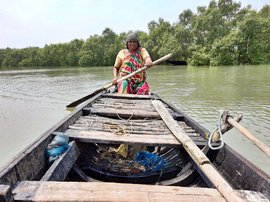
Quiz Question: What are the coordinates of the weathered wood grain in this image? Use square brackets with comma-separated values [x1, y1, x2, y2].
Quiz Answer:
[65, 129, 207, 147]
[101, 93, 154, 100]
[88, 107, 161, 119]
[12, 181, 268, 202]
[13, 181, 226, 202]
[152, 100, 245, 202]
[73, 119, 195, 131]
[0, 184, 12, 202]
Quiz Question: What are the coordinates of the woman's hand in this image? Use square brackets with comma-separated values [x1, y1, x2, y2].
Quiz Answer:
[145, 58, 153, 67]
[120, 72, 128, 77]
[112, 77, 118, 85]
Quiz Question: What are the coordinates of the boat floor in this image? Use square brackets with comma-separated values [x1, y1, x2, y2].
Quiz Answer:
[64, 93, 207, 147]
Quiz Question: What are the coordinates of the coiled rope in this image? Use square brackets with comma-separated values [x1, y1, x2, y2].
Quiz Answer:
[208, 111, 225, 150]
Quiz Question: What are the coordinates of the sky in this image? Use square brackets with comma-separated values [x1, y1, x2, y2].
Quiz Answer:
[0, 0, 269, 49]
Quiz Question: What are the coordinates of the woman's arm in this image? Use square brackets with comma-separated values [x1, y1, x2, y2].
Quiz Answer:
[141, 48, 153, 67]
[112, 67, 119, 84]
[144, 56, 153, 67]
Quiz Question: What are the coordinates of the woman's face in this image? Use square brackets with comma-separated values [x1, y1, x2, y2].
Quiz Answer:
[127, 40, 138, 51]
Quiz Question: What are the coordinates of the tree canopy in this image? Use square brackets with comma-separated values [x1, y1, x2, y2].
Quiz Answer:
[1, 0, 269, 68]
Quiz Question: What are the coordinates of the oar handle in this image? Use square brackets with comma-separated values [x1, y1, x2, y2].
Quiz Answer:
[103, 53, 172, 90]
[228, 117, 270, 158]
[116, 53, 172, 84]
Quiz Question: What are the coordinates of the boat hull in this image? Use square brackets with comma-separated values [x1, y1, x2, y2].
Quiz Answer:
[0, 91, 269, 201]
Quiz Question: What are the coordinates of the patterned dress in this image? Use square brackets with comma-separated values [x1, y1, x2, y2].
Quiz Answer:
[114, 47, 151, 95]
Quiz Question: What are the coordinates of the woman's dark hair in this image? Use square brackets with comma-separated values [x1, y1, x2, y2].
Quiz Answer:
[125, 32, 141, 49]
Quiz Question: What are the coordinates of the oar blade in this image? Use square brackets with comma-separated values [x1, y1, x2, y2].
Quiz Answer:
[66, 88, 104, 108]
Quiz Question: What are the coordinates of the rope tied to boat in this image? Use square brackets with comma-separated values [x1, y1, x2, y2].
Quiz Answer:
[114, 112, 134, 158]
[208, 111, 225, 150]
[116, 111, 134, 135]
[208, 111, 243, 150]
[102, 122, 127, 136]
[101, 112, 134, 158]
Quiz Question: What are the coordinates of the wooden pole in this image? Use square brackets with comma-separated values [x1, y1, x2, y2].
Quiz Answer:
[66, 53, 172, 108]
[152, 100, 244, 202]
[227, 117, 270, 158]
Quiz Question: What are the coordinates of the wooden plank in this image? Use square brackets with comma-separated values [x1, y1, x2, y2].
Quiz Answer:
[69, 125, 173, 135]
[69, 125, 199, 136]
[89, 108, 160, 119]
[41, 141, 80, 181]
[12, 181, 268, 202]
[13, 181, 226, 202]
[80, 115, 164, 123]
[152, 100, 209, 165]
[77, 115, 185, 129]
[0, 184, 13, 202]
[152, 100, 245, 202]
[93, 98, 154, 106]
[102, 93, 155, 100]
[65, 129, 183, 146]
[92, 103, 155, 110]
[65, 129, 208, 147]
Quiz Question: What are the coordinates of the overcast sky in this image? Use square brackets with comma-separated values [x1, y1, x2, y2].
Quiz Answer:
[0, 0, 269, 48]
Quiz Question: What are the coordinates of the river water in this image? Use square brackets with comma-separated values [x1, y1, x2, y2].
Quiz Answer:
[0, 65, 269, 174]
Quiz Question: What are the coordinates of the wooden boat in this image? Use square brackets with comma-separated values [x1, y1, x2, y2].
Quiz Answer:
[0, 90, 269, 201]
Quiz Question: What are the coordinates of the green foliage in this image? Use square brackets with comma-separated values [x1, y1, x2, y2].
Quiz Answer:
[66, 39, 84, 66]
[147, 18, 174, 59]
[1, 0, 269, 68]
[19, 47, 42, 67]
[188, 45, 210, 66]
[236, 8, 270, 64]
[209, 30, 239, 65]
[1, 48, 24, 67]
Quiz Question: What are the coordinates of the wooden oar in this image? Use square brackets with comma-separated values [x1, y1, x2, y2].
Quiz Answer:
[66, 53, 172, 108]
[152, 100, 245, 202]
[227, 117, 270, 158]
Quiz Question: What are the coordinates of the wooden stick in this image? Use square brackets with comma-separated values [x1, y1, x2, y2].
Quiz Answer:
[66, 53, 172, 108]
[227, 117, 270, 158]
[152, 100, 244, 202]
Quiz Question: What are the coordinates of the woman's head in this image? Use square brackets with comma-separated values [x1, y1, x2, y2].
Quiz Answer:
[126, 32, 141, 50]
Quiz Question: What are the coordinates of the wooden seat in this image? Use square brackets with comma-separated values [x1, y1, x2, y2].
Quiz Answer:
[12, 181, 267, 202]
[64, 129, 209, 147]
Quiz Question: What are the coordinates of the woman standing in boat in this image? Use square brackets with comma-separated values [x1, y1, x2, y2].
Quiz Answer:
[112, 32, 153, 95]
